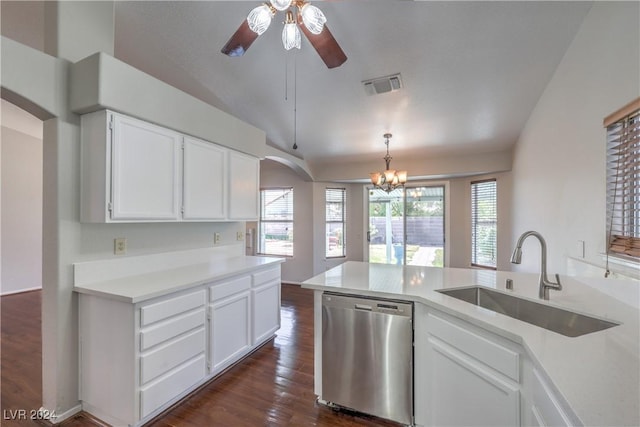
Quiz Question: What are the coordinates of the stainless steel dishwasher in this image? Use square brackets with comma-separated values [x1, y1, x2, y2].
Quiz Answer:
[321, 292, 413, 425]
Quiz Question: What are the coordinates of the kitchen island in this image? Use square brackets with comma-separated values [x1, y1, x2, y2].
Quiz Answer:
[302, 261, 639, 427]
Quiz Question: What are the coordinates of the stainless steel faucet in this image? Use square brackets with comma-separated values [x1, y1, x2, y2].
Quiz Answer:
[510, 231, 562, 300]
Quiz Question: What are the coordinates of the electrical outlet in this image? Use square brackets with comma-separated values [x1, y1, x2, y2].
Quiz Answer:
[237, 231, 244, 241]
[114, 238, 127, 255]
[214, 233, 221, 244]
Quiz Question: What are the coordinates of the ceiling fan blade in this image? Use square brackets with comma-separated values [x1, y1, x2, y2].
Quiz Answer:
[299, 23, 347, 69]
[221, 20, 259, 57]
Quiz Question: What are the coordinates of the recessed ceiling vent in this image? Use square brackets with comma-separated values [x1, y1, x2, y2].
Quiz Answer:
[362, 73, 403, 96]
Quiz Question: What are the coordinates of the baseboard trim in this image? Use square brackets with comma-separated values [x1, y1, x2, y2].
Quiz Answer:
[0, 286, 42, 297]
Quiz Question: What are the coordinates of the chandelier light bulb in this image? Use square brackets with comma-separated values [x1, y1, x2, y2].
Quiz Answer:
[270, 0, 292, 11]
[282, 11, 301, 50]
[300, 3, 326, 35]
[247, 4, 274, 35]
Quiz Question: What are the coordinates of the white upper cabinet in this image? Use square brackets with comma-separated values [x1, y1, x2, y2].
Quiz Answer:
[81, 110, 259, 223]
[182, 137, 227, 220]
[228, 151, 260, 220]
[111, 114, 182, 221]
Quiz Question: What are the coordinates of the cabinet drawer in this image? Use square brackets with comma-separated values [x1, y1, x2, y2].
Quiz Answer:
[252, 267, 280, 287]
[140, 354, 206, 418]
[427, 312, 520, 381]
[141, 289, 206, 326]
[210, 275, 251, 301]
[140, 328, 205, 384]
[140, 309, 205, 351]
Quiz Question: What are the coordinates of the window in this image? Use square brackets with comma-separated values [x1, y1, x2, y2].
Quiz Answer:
[471, 179, 497, 269]
[259, 188, 293, 256]
[605, 99, 640, 260]
[326, 188, 346, 258]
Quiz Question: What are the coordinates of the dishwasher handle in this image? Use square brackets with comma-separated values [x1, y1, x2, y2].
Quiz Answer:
[355, 304, 372, 311]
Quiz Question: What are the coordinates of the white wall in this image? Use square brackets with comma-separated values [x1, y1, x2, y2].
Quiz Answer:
[1, 101, 43, 294]
[511, 2, 639, 279]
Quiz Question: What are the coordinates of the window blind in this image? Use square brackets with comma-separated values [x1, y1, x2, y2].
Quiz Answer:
[259, 188, 294, 256]
[606, 105, 640, 259]
[471, 180, 497, 268]
[326, 188, 346, 258]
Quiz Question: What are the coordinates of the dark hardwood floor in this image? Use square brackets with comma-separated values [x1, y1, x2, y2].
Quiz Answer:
[2, 285, 400, 427]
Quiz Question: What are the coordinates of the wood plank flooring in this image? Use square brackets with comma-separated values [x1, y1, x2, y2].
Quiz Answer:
[1, 285, 400, 426]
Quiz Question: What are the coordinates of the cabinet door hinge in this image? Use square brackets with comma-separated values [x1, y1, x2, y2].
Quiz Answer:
[107, 202, 113, 212]
[207, 361, 211, 372]
[108, 116, 114, 130]
[206, 311, 211, 321]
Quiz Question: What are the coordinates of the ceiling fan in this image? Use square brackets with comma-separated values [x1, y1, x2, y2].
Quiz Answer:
[221, 0, 347, 69]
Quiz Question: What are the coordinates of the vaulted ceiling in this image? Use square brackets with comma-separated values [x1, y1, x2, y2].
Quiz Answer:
[2, 1, 594, 176]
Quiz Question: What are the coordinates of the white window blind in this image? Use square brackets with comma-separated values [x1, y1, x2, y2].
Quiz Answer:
[471, 180, 497, 268]
[259, 188, 294, 257]
[326, 188, 346, 258]
[606, 103, 640, 259]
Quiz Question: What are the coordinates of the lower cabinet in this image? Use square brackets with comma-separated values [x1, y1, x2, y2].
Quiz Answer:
[415, 304, 521, 427]
[209, 275, 252, 375]
[414, 304, 580, 427]
[79, 264, 281, 427]
[527, 367, 575, 427]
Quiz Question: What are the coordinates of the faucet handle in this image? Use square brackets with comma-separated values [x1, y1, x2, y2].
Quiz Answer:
[554, 273, 562, 290]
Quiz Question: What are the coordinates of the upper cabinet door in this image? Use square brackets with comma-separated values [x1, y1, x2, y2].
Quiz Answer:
[111, 115, 182, 221]
[228, 151, 259, 220]
[183, 137, 227, 220]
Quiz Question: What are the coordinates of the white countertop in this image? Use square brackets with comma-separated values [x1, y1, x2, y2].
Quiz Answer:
[74, 255, 284, 304]
[302, 261, 640, 427]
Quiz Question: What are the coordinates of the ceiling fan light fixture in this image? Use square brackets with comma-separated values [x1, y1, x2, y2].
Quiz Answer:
[247, 4, 275, 35]
[270, 0, 292, 12]
[299, 3, 326, 35]
[282, 11, 301, 50]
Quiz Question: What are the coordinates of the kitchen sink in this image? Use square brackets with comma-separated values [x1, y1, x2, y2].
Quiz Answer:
[436, 286, 619, 337]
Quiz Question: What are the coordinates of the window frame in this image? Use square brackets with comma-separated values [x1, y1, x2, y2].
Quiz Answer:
[604, 98, 640, 263]
[258, 187, 294, 257]
[325, 187, 347, 258]
[471, 179, 497, 270]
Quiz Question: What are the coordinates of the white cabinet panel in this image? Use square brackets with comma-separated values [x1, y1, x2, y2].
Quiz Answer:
[428, 336, 520, 427]
[141, 289, 206, 326]
[210, 290, 252, 374]
[530, 368, 573, 427]
[140, 309, 205, 351]
[139, 355, 206, 419]
[228, 151, 259, 220]
[111, 114, 182, 221]
[415, 307, 522, 427]
[140, 328, 206, 384]
[183, 137, 227, 220]
[252, 280, 280, 345]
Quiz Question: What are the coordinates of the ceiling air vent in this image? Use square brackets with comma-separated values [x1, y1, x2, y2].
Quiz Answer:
[362, 73, 403, 96]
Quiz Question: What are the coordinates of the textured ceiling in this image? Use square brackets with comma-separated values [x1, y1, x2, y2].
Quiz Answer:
[114, 1, 592, 168]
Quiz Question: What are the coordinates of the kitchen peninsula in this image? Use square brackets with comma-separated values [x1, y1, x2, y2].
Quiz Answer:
[302, 261, 639, 427]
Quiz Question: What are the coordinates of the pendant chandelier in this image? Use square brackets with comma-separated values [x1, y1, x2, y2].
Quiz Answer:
[369, 133, 408, 193]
